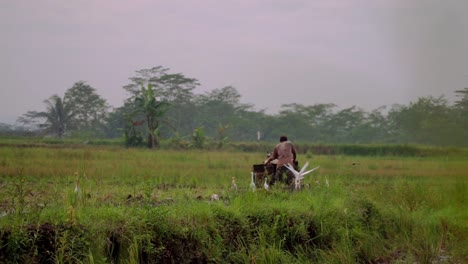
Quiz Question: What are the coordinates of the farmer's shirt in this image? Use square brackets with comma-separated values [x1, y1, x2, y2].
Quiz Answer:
[272, 141, 296, 168]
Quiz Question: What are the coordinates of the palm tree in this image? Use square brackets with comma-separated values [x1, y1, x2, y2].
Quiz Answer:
[133, 83, 169, 148]
[18, 95, 75, 138]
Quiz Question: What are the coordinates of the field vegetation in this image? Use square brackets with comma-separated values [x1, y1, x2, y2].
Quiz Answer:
[0, 143, 467, 263]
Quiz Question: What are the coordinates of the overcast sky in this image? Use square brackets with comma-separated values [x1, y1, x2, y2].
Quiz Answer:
[1, 0, 468, 124]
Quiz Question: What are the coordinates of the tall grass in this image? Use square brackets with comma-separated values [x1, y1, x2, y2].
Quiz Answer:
[0, 145, 466, 263]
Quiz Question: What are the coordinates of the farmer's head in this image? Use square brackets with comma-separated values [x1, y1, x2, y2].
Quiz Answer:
[279, 135, 288, 142]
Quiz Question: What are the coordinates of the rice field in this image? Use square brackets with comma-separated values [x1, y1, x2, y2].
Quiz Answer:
[0, 145, 467, 263]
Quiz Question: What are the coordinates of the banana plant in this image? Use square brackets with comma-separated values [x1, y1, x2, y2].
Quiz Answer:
[133, 83, 169, 148]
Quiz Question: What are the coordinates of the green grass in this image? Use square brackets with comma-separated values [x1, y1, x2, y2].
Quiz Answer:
[0, 145, 467, 263]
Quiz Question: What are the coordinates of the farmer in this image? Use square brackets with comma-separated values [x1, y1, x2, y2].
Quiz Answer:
[264, 135, 297, 186]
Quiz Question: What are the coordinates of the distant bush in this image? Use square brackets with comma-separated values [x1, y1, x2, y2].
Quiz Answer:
[226, 142, 467, 157]
[1, 135, 467, 157]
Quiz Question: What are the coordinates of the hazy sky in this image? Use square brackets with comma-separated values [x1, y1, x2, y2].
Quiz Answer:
[1, 0, 468, 124]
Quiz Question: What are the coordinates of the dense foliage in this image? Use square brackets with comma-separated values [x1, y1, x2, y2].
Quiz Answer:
[7, 66, 468, 147]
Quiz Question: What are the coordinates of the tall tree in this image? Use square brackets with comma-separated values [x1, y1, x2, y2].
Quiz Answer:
[102, 105, 132, 139]
[193, 86, 252, 139]
[64, 81, 109, 134]
[123, 67, 200, 141]
[388, 96, 452, 145]
[454, 88, 468, 123]
[361, 107, 391, 143]
[454, 87, 468, 110]
[452, 88, 468, 145]
[17, 95, 74, 138]
[277, 104, 315, 141]
[321, 106, 366, 143]
[157, 73, 199, 137]
[123, 66, 169, 96]
[278, 103, 336, 142]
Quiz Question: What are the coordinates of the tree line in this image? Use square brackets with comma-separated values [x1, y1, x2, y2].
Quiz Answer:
[4, 66, 468, 147]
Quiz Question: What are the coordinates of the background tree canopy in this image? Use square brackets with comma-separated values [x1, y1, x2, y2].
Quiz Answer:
[64, 81, 109, 134]
[11, 66, 468, 147]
